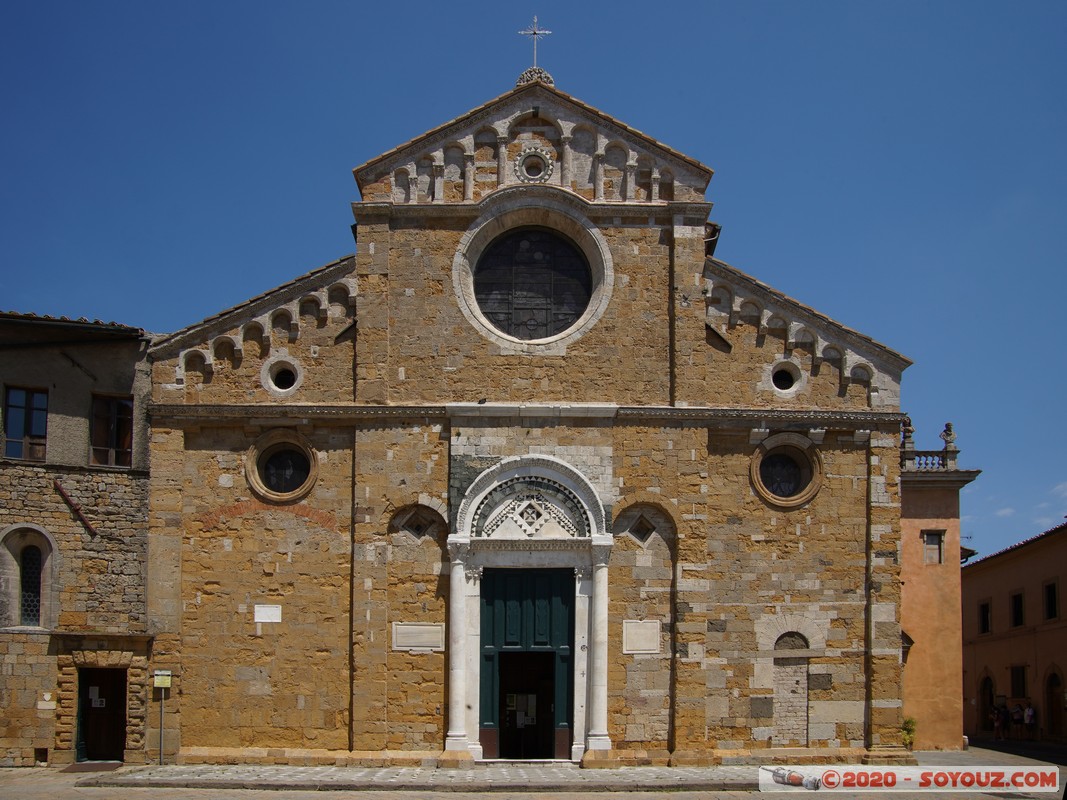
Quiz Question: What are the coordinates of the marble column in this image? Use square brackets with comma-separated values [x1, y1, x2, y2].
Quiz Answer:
[559, 135, 572, 190]
[463, 153, 475, 202]
[432, 163, 444, 204]
[496, 136, 508, 187]
[445, 542, 469, 751]
[586, 543, 612, 750]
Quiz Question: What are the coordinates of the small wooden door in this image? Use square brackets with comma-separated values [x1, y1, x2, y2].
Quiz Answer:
[77, 668, 127, 761]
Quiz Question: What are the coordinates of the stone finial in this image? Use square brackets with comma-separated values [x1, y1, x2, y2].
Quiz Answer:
[516, 66, 554, 87]
[939, 422, 957, 452]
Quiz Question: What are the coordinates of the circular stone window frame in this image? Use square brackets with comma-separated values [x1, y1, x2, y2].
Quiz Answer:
[261, 355, 304, 398]
[750, 432, 823, 509]
[245, 429, 319, 504]
[769, 359, 804, 397]
[452, 189, 615, 355]
[514, 145, 555, 184]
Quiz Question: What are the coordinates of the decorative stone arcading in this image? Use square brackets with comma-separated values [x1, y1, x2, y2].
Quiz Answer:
[702, 261, 907, 409]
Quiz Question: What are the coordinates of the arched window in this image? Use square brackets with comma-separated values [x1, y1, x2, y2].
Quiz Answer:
[19, 545, 42, 626]
[1, 526, 56, 629]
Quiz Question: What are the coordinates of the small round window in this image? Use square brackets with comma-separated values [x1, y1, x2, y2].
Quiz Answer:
[760, 452, 808, 496]
[246, 430, 318, 503]
[261, 357, 303, 397]
[772, 368, 795, 391]
[750, 434, 823, 508]
[473, 228, 591, 341]
[514, 147, 554, 184]
[770, 361, 802, 394]
[272, 365, 297, 390]
[524, 155, 546, 178]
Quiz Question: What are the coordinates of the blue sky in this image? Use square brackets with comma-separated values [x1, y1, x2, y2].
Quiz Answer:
[2, 1, 1065, 558]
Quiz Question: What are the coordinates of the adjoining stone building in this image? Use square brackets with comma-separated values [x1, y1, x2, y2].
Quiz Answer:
[0, 312, 152, 766]
[2, 72, 973, 767]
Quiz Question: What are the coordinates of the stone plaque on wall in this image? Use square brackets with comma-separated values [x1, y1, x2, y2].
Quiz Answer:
[622, 619, 661, 654]
[392, 622, 445, 652]
[254, 604, 282, 623]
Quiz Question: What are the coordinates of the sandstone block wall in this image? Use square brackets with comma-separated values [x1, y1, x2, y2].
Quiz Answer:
[0, 461, 149, 765]
[0, 632, 54, 766]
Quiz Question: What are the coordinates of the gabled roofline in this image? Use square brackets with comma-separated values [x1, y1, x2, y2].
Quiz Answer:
[963, 521, 1067, 568]
[0, 311, 145, 337]
[705, 256, 913, 371]
[352, 80, 713, 191]
[149, 254, 355, 357]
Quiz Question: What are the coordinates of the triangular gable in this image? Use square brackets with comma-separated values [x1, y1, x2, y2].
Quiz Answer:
[353, 80, 713, 202]
[149, 254, 356, 367]
[702, 256, 910, 409]
[703, 256, 911, 372]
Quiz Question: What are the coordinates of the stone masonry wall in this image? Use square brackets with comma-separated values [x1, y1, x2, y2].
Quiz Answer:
[0, 461, 148, 765]
[0, 462, 148, 633]
[609, 423, 901, 760]
[352, 420, 449, 755]
[173, 425, 352, 752]
[0, 632, 54, 766]
[608, 506, 675, 758]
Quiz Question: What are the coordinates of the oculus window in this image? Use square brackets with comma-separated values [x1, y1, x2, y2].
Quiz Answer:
[246, 430, 318, 503]
[750, 433, 823, 509]
[473, 228, 591, 341]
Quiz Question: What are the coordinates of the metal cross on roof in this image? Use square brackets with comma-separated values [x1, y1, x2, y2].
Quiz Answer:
[518, 16, 552, 68]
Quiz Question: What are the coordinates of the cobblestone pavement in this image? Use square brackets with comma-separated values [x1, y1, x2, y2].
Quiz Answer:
[0, 746, 1061, 800]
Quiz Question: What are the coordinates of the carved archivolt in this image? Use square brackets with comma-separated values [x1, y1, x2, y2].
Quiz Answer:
[473, 476, 589, 540]
[453, 454, 607, 544]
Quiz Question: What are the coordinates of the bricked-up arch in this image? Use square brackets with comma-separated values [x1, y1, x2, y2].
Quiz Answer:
[388, 503, 447, 541]
[0, 524, 59, 629]
[773, 631, 810, 746]
[609, 502, 678, 753]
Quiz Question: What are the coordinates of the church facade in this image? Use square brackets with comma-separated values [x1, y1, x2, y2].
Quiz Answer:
[2, 71, 966, 767]
[144, 73, 912, 766]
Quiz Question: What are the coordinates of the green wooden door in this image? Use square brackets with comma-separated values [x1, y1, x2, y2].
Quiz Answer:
[480, 568, 574, 758]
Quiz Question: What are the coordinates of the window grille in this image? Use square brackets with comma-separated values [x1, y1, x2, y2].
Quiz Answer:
[474, 228, 591, 340]
[20, 546, 42, 626]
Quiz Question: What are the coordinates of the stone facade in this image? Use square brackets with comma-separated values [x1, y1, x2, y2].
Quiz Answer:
[0, 315, 151, 766]
[2, 76, 966, 768]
